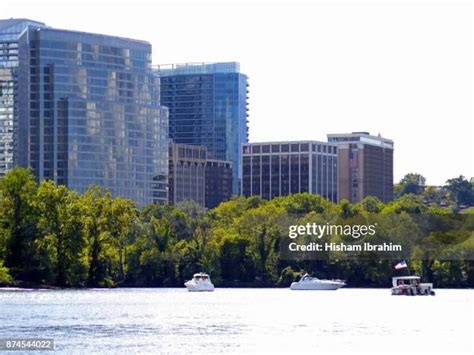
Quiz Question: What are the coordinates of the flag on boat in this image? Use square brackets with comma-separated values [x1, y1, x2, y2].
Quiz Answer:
[395, 260, 408, 270]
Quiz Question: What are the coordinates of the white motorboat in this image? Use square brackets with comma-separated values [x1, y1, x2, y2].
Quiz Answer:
[290, 273, 346, 290]
[184, 272, 214, 292]
[391, 276, 435, 296]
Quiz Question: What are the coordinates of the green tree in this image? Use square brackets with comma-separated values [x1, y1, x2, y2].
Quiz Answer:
[0, 260, 12, 285]
[219, 234, 255, 284]
[236, 203, 285, 285]
[0, 168, 39, 281]
[35, 180, 87, 286]
[278, 193, 331, 214]
[445, 176, 473, 206]
[175, 200, 207, 219]
[208, 196, 249, 227]
[399, 173, 426, 195]
[422, 186, 442, 205]
[142, 203, 194, 241]
[277, 266, 300, 287]
[127, 217, 177, 286]
[383, 194, 426, 214]
[175, 221, 221, 284]
[101, 197, 138, 283]
[80, 187, 120, 287]
[252, 226, 280, 284]
[394, 183, 403, 199]
[339, 199, 362, 218]
[360, 196, 384, 213]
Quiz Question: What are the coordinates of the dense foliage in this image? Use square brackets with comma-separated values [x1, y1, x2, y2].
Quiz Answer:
[0, 168, 473, 288]
[395, 173, 473, 210]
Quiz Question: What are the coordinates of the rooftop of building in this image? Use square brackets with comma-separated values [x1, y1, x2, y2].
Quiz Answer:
[242, 140, 338, 155]
[0, 18, 45, 32]
[243, 140, 336, 146]
[153, 62, 242, 76]
[327, 132, 394, 147]
[36, 27, 150, 48]
[169, 142, 232, 164]
[327, 131, 393, 141]
[0, 18, 150, 47]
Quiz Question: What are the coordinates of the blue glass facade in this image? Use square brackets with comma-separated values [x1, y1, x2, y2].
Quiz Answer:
[16, 26, 168, 207]
[0, 19, 45, 177]
[156, 62, 248, 194]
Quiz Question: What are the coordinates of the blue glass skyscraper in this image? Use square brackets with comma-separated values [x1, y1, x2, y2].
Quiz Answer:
[0, 19, 45, 177]
[156, 62, 249, 194]
[12, 22, 168, 207]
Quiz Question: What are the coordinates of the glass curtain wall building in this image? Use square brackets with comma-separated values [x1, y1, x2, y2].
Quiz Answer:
[155, 62, 249, 194]
[16, 24, 168, 207]
[242, 141, 338, 202]
[0, 19, 45, 177]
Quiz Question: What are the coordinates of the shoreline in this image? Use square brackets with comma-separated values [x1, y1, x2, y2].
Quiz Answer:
[1, 285, 473, 291]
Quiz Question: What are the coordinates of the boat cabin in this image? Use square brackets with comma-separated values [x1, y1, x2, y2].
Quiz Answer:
[193, 273, 210, 281]
[392, 276, 421, 288]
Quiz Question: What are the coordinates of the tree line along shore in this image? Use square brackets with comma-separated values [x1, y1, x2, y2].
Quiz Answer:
[0, 168, 473, 289]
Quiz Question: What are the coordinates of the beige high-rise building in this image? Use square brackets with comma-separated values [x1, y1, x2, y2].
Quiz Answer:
[328, 132, 394, 203]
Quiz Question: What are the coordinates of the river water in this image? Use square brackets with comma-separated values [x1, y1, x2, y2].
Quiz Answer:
[0, 288, 472, 354]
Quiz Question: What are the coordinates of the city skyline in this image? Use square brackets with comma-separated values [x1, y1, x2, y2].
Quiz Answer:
[0, 0, 472, 186]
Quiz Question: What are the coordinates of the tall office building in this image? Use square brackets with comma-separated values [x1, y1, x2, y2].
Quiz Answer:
[242, 141, 339, 202]
[328, 132, 394, 203]
[12, 21, 168, 207]
[155, 62, 249, 194]
[169, 143, 232, 209]
[205, 159, 233, 209]
[169, 144, 207, 207]
[0, 19, 45, 177]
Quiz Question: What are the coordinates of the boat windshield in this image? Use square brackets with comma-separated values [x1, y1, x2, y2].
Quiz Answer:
[301, 275, 319, 281]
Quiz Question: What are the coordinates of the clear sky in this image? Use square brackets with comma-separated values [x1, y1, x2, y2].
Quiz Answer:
[1, 0, 472, 185]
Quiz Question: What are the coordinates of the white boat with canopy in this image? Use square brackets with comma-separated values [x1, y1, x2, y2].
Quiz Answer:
[290, 273, 346, 290]
[184, 272, 214, 292]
